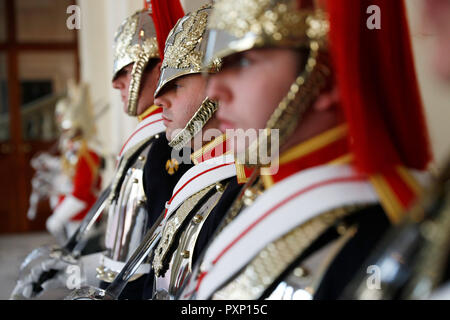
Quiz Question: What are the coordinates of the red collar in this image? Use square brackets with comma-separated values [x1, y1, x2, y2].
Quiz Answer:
[236, 124, 351, 186]
[267, 124, 350, 186]
[137, 105, 162, 122]
[259, 124, 425, 224]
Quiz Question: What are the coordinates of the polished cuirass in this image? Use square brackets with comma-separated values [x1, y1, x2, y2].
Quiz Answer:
[97, 140, 154, 283]
[343, 159, 450, 300]
[153, 182, 228, 299]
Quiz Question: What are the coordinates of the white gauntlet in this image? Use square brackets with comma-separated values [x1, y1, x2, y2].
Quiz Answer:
[46, 195, 86, 239]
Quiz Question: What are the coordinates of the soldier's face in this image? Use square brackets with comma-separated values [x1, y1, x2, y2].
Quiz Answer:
[154, 74, 208, 141]
[206, 48, 299, 133]
[112, 60, 162, 115]
[423, 0, 450, 81]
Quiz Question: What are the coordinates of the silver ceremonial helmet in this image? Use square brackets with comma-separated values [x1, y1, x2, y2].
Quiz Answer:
[96, 8, 160, 283]
[112, 8, 159, 116]
[55, 81, 98, 181]
[154, 4, 221, 150]
[55, 80, 96, 142]
[203, 0, 330, 164]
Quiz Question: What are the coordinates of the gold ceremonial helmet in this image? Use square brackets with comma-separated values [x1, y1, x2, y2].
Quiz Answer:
[55, 80, 96, 141]
[112, 9, 159, 116]
[154, 4, 221, 150]
[204, 0, 331, 154]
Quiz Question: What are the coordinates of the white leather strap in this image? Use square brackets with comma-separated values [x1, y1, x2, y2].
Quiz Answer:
[118, 112, 165, 159]
[165, 154, 236, 219]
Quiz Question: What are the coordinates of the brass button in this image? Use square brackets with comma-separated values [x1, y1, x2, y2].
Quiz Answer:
[244, 197, 254, 206]
[96, 266, 105, 275]
[243, 188, 256, 206]
[336, 223, 348, 235]
[293, 267, 308, 278]
[216, 183, 225, 193]
[193, 215, 203, 224]
[107, 271, 116, 281]
[138, 155, 146, 162]
[244, 189, 254, 197]
[181, 250, 190, 259]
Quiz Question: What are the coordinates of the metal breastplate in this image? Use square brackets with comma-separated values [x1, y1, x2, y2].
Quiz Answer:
[211, 205, 366, 300]
[265, 225, 357, 300]
[97, 143, 152, 283]
[345, 162, 450, 300]
[153, 182, 227, 299]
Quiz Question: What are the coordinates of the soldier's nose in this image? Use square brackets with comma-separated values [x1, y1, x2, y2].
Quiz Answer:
[154, 96, 170, 109]
[206, 75, 231, 106]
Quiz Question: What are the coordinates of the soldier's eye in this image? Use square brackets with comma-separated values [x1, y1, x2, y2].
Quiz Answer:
[222, 53, 252, 70]
[173, 81, 182, 89]
[238, 57, 251, 68]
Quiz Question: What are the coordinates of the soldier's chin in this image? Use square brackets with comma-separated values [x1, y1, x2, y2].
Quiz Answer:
[165, 128, 175, 142]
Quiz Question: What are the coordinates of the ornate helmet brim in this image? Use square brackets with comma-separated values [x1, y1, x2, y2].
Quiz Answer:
[154, 5, 220, 98]
[112, 9, 159, 80]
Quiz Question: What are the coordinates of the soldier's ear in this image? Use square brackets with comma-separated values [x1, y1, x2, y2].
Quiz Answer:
[312, 85, 339, 112]
[153, 61, 163, 79]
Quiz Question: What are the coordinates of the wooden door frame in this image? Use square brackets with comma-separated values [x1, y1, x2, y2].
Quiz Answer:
[1, 0, 79, 233]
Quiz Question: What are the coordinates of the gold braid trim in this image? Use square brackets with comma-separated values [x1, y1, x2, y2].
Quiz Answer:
[127, 51, 151, 116]
[79, 141, 100, 186]
[137, 105, 160, 122]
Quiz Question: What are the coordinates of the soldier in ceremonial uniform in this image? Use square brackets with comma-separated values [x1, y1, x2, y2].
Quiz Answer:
[343, 0, 450, 300]
[27, 81, 103, 246]
[10, 0, 185, 300]
[149, 4, 243, 300]
[179, 0, 432, 300]
[46, 82, 103, 245]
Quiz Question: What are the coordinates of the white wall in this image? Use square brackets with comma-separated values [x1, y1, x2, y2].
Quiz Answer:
[77, 0, 143, 183]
